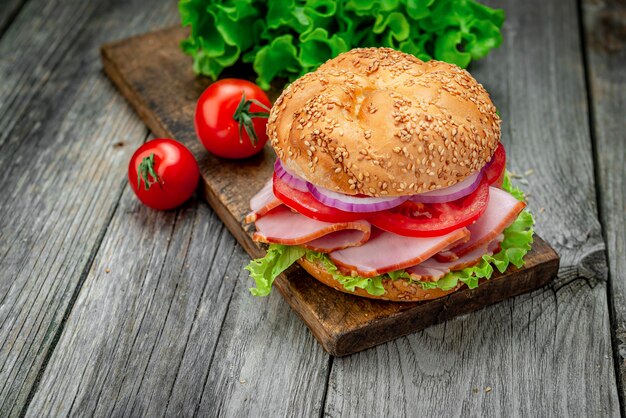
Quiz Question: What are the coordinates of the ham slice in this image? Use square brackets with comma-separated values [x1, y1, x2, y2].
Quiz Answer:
[329, 227, 469, 277]
[407, 235, 504, 281]
[245, 180, 282, 223]
[405, 265, 448, 281]
[253, 206, 371, 249]
[301, 230, 371, 252]
[436, 187, 525, 262]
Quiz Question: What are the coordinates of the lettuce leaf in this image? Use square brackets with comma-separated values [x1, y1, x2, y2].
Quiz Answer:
[179, 0, 505, 89]
[246, 244, 305, 296]
[409, 208, 534, 291]
[394, 172, 534, 292]
[246, 172, 534, 297]
[304, 251, 387, 295]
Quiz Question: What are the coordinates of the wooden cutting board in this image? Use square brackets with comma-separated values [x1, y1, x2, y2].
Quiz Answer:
[101, 26, 560, 356]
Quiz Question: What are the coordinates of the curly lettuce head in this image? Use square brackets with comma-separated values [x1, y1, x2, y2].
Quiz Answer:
[179, 0, 505, 89]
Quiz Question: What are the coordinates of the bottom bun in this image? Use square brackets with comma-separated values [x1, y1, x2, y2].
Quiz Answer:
[298, 257, 462, 302]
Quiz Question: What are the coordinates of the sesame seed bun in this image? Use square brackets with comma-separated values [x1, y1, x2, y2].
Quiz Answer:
[268, 48, 501, 197]
[298, 257, 460, 302]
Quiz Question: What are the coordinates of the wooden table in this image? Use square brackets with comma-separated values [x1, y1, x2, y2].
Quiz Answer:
[0, 0, 623, 416]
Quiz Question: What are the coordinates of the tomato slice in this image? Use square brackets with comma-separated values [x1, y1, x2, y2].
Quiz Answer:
[272, 173, 377, 222]
[368, 179, 490, 237]
[484, 143, 506, 186]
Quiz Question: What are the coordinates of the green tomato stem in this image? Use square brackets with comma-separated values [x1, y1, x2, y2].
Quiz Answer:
[137, 153, 161, 191]
[232, 92, 270, 146]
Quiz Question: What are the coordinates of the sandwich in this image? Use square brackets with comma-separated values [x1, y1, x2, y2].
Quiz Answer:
[245, 48, 534, 302]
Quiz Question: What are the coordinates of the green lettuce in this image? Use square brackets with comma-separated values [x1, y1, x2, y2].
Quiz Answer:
[179, 0, 504, 89]
[245, 244, 305, 296]
[246, 172, 534, 297]
[408, 208, 534, 291]
[304, 251, 386, 295]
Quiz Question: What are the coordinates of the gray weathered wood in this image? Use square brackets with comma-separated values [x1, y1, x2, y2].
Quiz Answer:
[582, 0, 626, 407]
[0, 0, 178, 414]
[0, 0, 25, 37]
[1, 0, 621, 416]
[324, 0, 619, 415]
[26, 188, 330, 417]
[190, 268, 330, 417]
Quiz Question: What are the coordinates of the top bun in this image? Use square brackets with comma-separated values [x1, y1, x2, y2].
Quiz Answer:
[267, 48, 501, 197]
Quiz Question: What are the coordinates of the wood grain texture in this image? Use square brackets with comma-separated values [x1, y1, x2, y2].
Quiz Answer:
[26, 190, 329, 417]
[582, 0, 626, 406]
[0, 0, 178, 414]
[326, 0, 620, 414]
[101, 25, 559, 357]
[3, 0, 618, 416]
[0, 0, 26, 37]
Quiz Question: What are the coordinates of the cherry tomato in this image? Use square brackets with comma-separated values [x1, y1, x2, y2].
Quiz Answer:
[128, 138, 199, 210]
[368, 179, 490, 237]
[272, 173, 378, 222]
[195, 79, 271, 159]
[484, 143, 506, 187]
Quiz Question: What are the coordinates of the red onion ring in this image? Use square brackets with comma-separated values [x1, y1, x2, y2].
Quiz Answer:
[410, 171, 483, 204]
[274, 158, 483, 209]
[307, 183, 409, 212]
[483, 155, 495, 171]
[274, 159, 309, 192]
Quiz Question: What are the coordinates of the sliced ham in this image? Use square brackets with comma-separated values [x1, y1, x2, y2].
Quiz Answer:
[329, 227, 469, 277]
[253, 206, 371, 249]
[245, 180, 282, 223]
[436, 187, 525, 262]
[407, 235, 504, 281]
[405, 265, 448, 281]
[301, 229, 371, 252]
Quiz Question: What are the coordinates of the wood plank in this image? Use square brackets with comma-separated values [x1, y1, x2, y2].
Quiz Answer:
[101, 25, 559, 357]
[0, 0, 26, 37]
[325, 0, 620, 414]
[26, 189, 329, 417]
[0, 0, 179, 414]
[582, 0, 626, 406]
